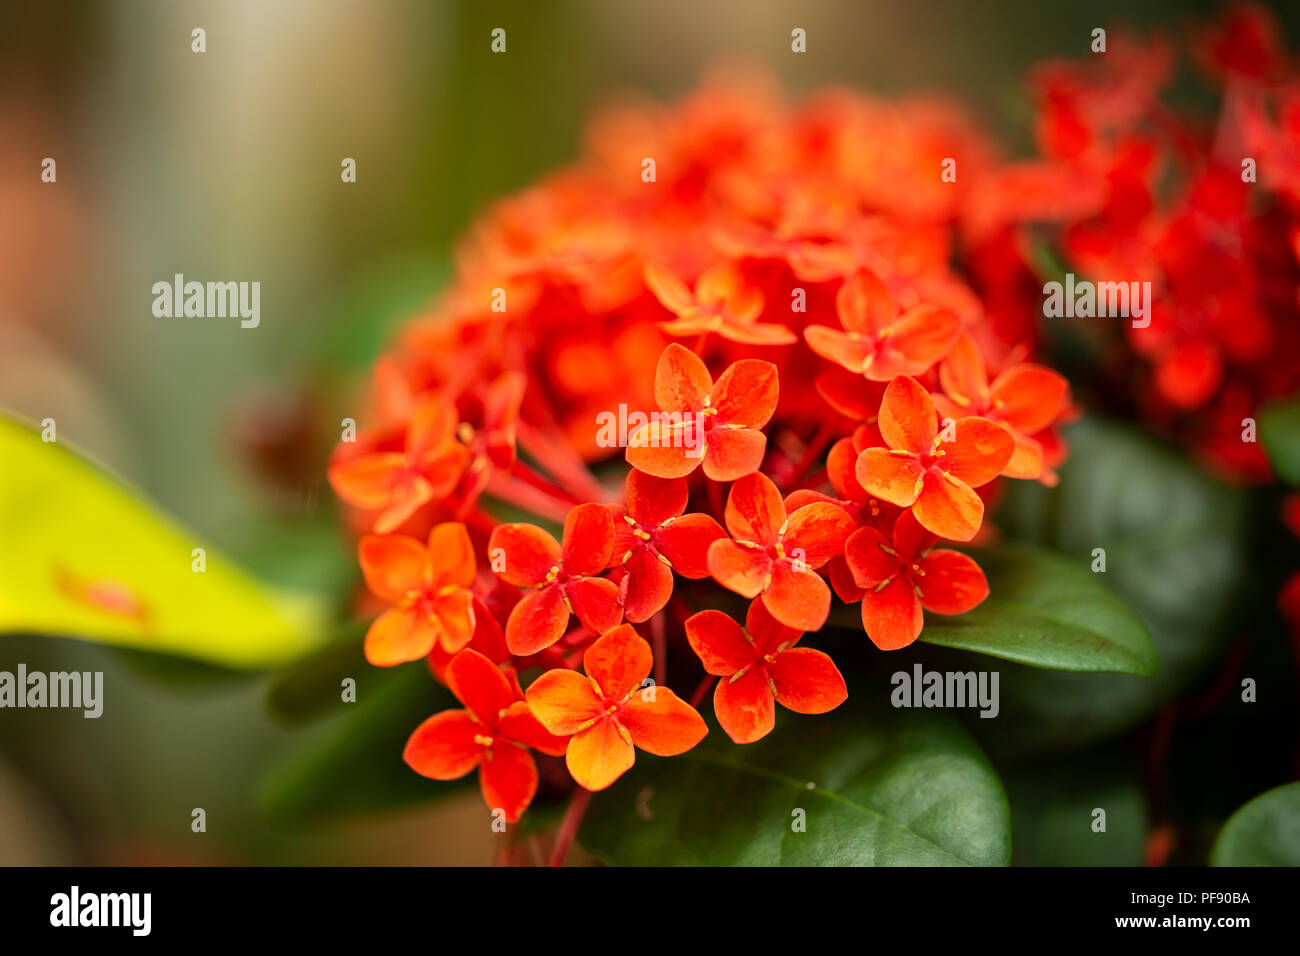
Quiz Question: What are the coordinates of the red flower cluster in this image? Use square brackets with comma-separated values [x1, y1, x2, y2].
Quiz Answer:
[326, 65, 1087, 825]
[971, 3, 1300, 483]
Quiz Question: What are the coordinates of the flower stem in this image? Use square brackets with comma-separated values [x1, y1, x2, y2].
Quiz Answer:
[548, 787, 593, 867]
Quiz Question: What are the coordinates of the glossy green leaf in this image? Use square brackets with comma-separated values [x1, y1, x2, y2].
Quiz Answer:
[0, 414, 324, 669]
[977, 417, 1249, 756]
[1210, 782, 1300, 866]
[919, 544, 1155, 675]
[580, 699, 1010, 866]
[1259, 396, 1300, 485]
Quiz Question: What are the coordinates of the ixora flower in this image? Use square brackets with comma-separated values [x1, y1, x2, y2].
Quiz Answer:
[357, 523, 477, 665]
[329, 396, 470, 533]
[323, 66, 1091, 840]
[488, 504, 623, 656]
[844, 508, 989, 650]
[804, 267, 961, 381]
[626, 343, 778, 482]
[404, 648, 568, 822]
[856, 375, 1013, 541]
[707, 472, 855, 630]
[686, 599, 848, 744]
[644, 261, 797, 345]
[934, 334, 1069, 483]
[607, 470, 725, 623]
[525, 625, 707, 791]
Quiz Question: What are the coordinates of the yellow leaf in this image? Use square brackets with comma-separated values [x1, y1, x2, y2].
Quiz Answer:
[0, 414, 325, 668]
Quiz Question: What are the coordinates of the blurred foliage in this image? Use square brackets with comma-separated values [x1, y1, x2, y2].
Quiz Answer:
[1210, 783, 1300, 866]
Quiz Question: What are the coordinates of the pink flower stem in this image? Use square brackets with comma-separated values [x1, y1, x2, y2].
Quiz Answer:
[689, 674, 717, 709]
[548, 787, 593, 867]
[784, 420, 835, 491]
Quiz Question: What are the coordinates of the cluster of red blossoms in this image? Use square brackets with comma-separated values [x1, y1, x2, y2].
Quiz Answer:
[326, 7, 1299, 825]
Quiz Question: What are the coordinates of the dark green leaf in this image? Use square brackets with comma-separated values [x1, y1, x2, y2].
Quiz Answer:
[1259, 396, 1300, 485]
[920, 544, 1155, 675]
[974, 417, 1249, 757]
[1003, 749, 1147, 866]
[259, 664, 466, 821]
[1210, 782, 1300, 866]
[580, 699, 1009, 866]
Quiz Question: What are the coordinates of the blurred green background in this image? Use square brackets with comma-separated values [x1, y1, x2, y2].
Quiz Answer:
[0, 0, 1293, 864]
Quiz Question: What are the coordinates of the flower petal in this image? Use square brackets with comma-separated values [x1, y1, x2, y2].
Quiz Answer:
[626, 422, 702, 479]
[856, 447, 924, 507]
[566, 719, 636, 791]
[712, 669, 775, 744]
[804, 325, 873, 373]
[1003, 431, 1046, 480]
[358, 534, 428, 602]
[654, 342, 712, 414]
[478, 744, 537, 823]
[505, 585, 570, 656]
[881, 304, 960, 373]
[684, 609, 753, 676]
[843, 526, 900, 587]
[723, 472, 786, 544]
[365, 607, 437, 666]
[488, 523, 562, 587]
[827, 436, 869, 501]
[432, 589, 476, 653]
[562, 503, 615, 575]
[565, 576, 624, 635]
[860, 576, 924, 650]
[625, 470, 688, 527]
[702, 427, 767, 481]
[938, 333, 990, 409]
[990, 364, 1068, 434]
[783, 501, 855, 569]
[583, 623, 652, 699]
[878, 375, 938, 452]
[403, 710, 482, 780]
[406, 398, 458, 456]
[620, 547, 675, 623]
[917, 549, 990, 615]
[427, 522, 476, 589]
[768, 647, 848, 714]
[446, 647, 518, 726]
[940, 417, 1014, 488]
[644, 262, 695, 313]
[498, 700, 569, 756]
[656, 513, 727, 578]
[620, 687, 708, 755]
[836, 267, 896, 335]
[708, 539, 773, 598]
[329, 453, 407, 510]
[745, 597, 803, 656]
[524, 668, 601, 735]
[828, 554, 867, 603]
[912, 472, 984, 541]
[712, 359, 779, 428]
[764, 561, 832, 630]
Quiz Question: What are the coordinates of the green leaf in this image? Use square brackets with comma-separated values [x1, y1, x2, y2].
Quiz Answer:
[1259, 396, 1300, 485]
[0, 414, 325, 669]
[260, 663, 467, 821]
[1210, 782, 1300, 866]
[580, 699, 1010, 866]
[974, 417, 1249, 757]
[919, 544, 1156, 675]
[1003, 749, 1147, 866]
